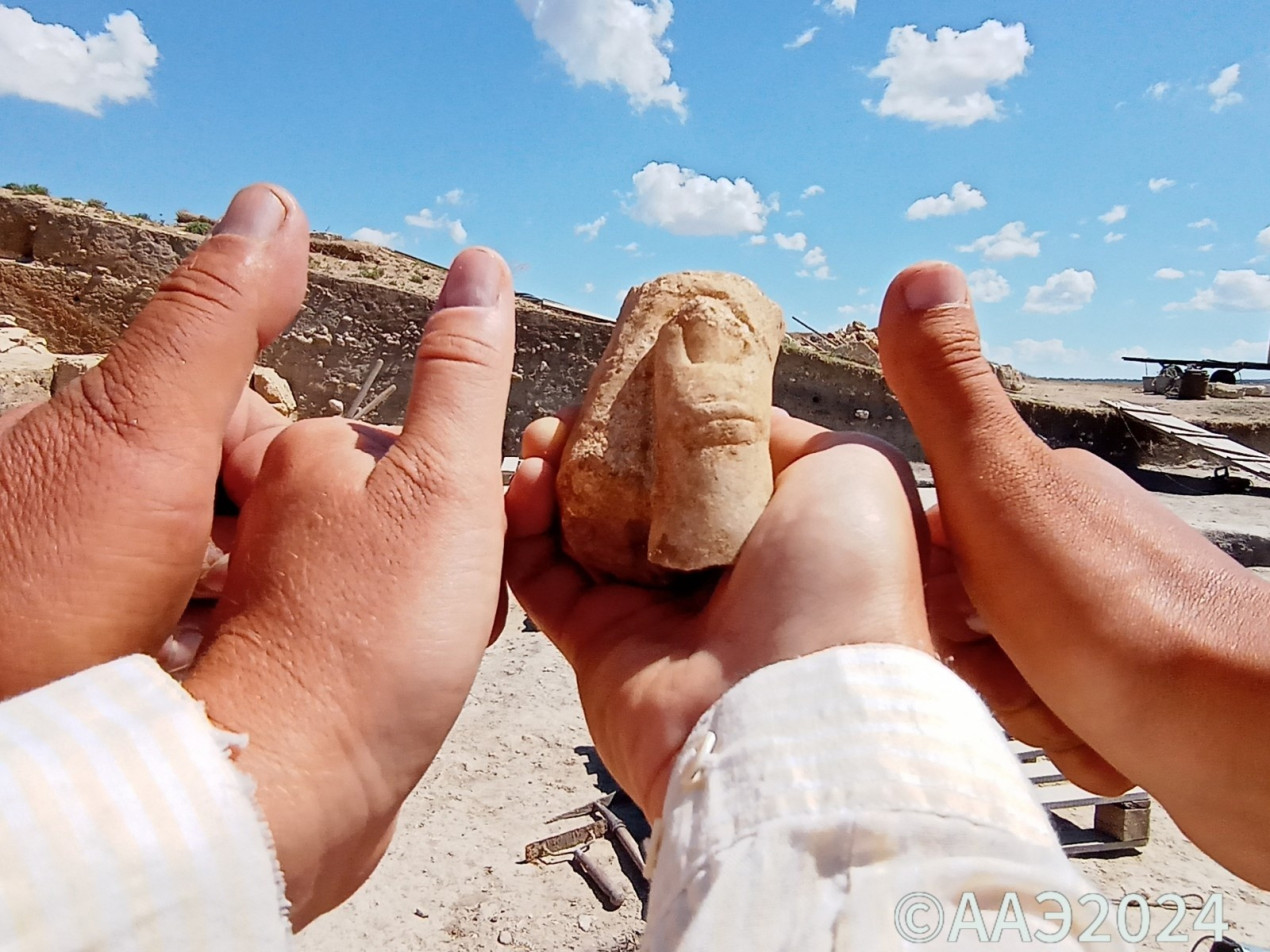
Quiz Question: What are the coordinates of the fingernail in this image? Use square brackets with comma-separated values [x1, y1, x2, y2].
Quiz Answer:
[212, 186, 287, 239]
[904, 264, 968, 312]
[965, 613, 991, 635]
[437, 248, 504, 311]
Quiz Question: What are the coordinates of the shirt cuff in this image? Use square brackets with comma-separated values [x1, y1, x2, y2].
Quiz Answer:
[0, 655, 292, 949]
[647, 643, 1062, 907]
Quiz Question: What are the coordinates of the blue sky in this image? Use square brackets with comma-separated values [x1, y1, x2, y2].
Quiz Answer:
[1, 1, 1268, 378]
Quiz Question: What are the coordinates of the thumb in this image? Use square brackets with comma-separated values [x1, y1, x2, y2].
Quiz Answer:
[878, 261, 1048, 485]
[65, 184, 308, 446]
[384, 247, 515, 490]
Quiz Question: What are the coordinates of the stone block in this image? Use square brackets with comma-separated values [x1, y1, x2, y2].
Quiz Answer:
[251, 365, 298, 420]
[830, 339, 881, 369]
[0, 347, 55, 412]
[1208, 382, 1243, 399]
[1093, 800, 1150, 842]
[51, 353, 104, 394]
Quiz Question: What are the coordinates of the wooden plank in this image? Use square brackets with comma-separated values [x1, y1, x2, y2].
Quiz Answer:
[1018, 759, 1065, 784]
[1103, 401, 1270, 483]
[1033, 781, 1148, 811]
[1007, 739, 1044, 761]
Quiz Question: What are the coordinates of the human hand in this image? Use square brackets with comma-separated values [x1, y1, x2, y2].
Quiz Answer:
[156, 386, 295, 675]
[182, 247, 515, 928]
[878, 261, 1270, 886]
[0, 184, 308, 698]
[504, 411, 933, 822]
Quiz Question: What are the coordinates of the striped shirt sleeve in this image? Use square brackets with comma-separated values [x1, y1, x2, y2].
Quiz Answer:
[0, 654, 292, 951]
[643, 644, 1127, 951]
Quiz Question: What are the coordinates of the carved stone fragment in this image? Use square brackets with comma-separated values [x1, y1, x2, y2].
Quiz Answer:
[556, 272, 784, 585]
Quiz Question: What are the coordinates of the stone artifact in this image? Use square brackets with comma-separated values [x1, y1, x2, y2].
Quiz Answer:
[991, 362, 1026, 393]
[556, 272, 785, 585]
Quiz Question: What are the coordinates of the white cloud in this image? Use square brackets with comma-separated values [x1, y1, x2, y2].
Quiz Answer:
[626, 162, 770, 236]
[1098, 205, 1127, 225]
[748, 235, 768, 246]
[864, 20, 1032, 128]
[774, 232, 808, 251]
[1188, 218, 1217, 230]
[350, 227, 401, 248]
[967, 268, 1010, 303]
[1165, 270, 1270, 312]
[583, 282, 595, 293]
[799, 266, 832, 280]
[797, 246, 831, 280]
[785, 209, 805, 218]
[1013, 339, 1083, 364]
[818, 0, 857, 14]
[405, 207, 468, 244]
[1023, 269, 1097, 314]
[1198, 243, 1214, 252]
[437, 189, 464, 206]
[1209, 64, 1242, 113]
[0, 7, 158, 115]
[1146, 81, 1171, 100]
[619, 241, 640, 254]
[1259, 226, 1270, 251]
[958, 221, 1043, 261]
[1154, 268, 1185, 280]
[1200, 339, 1270, 362]
[1148, 177, 1175, 193]
[1104, 232, 1125, 244]
[906, 181, 986, 220]
[1114, 345, 1150, 361]
[516, 0, 686, 118]
[785, 27, 819, 50]
[802, 185, 825, 200]
[574, 215, 607, 240]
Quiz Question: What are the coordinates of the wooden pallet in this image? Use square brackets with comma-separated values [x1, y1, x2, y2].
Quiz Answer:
[1103, 400, 1270, 483]
[1009, 740, 1152, 856]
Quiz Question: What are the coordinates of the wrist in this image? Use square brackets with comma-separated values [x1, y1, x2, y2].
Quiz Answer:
[182, 625, 397, 929]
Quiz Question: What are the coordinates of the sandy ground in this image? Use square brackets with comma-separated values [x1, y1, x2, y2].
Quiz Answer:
[295, 598, 647, 952]
[295, 583, 1270, 951]
[1022, 376, 1270, 426]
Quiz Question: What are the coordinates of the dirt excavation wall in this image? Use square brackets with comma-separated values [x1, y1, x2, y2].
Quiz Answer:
[0, 189, 1259, 464]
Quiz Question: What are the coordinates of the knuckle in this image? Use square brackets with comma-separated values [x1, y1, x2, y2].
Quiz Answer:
[149, 254, 246, 328]
[256, 418, 337, 477]
[70, 360, 159, 446]
[376, 447, 451, 501]
[416, 326, 502, 371]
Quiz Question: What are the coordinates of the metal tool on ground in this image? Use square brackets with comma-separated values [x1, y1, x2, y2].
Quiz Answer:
[546, 792, 645, 877]
[523, 816, 627, 910]
[571, 847, 625, 910]
[523, 820, 607, 863]
[593, 798, 646, 878]
[528, 792, 648, 909]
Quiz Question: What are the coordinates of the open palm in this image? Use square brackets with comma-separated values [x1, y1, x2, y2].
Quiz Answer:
[505, 411, 934, 820]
